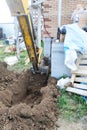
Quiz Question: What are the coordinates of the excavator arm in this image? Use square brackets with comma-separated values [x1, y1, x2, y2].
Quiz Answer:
[6, 0, 39, 72]
[17, 14, 38, 71]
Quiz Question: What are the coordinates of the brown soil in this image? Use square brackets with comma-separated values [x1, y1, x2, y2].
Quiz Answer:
[0, 62, 59, 130]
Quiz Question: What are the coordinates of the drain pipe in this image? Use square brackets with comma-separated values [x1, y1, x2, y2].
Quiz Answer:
[58, 0, 62, 27]
[37, 4, 42, 48]
[56, 0, 62, 41]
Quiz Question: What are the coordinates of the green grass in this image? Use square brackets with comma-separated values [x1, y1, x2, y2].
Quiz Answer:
[57, 89, 87, 121]
[0, 40, 45, 72]
[0, 43, 31, 72]
[8, 50, 31, 72]
[41, 40, 44, 48]
[0, 45, 15, 61]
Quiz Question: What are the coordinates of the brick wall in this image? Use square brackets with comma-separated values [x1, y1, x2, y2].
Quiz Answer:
[42, 0, 58, 38]
[43, 0, 87, 38]
[61, 0, 87, 25]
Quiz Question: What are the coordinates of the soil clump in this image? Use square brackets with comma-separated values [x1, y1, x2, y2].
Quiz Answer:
[0, 61, 58, 130]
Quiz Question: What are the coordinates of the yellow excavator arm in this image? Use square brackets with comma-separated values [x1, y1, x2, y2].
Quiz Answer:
[6, 0, 39, 71]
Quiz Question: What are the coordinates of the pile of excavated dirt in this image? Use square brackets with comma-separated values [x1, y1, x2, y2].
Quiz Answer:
[0, 61, 59, 130]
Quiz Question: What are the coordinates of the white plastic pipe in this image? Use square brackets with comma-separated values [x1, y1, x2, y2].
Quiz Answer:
[58, 0, 62, 27]
[37, 4, 41, 48]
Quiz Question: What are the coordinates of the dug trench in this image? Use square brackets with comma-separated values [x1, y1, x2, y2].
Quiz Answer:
[0, 62, 59, 130]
